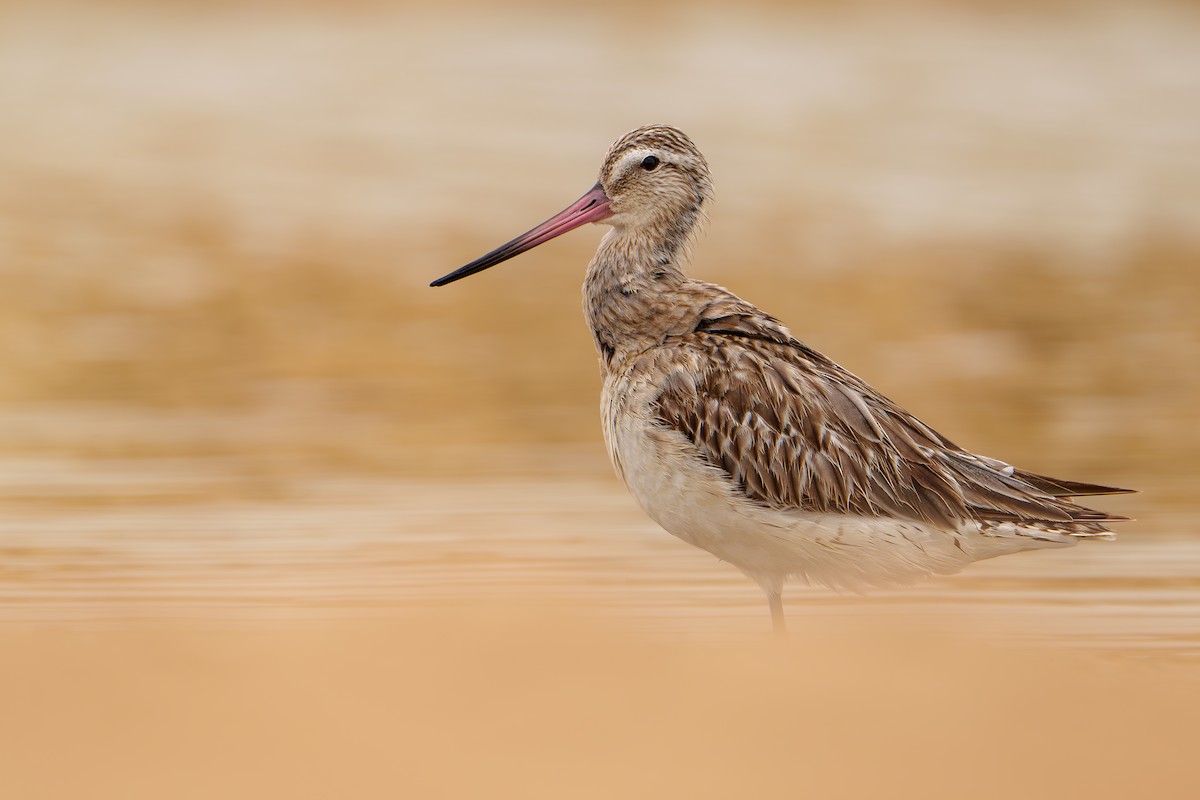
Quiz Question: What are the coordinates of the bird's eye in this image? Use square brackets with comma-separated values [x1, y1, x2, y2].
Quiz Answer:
[641, 155, 660, 171]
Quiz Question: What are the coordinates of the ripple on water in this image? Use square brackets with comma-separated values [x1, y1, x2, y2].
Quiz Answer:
[1, 448, 1197, 656]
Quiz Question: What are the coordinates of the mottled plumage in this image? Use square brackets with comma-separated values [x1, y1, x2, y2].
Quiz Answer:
[432, 124, 1132, 633]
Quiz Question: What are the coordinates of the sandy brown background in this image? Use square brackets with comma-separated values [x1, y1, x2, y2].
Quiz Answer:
[1, 1, 1198, 797]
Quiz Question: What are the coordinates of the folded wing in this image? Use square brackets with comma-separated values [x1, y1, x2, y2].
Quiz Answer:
[652, 310, 1131, 535]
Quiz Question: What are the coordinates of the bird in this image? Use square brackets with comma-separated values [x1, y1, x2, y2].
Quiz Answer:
[430, 124, 1132, 634]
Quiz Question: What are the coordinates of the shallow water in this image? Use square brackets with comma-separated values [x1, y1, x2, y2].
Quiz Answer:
[1, 407, 1195, 656]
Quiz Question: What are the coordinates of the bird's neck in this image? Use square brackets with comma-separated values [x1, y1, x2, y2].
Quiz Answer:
[582, 226, 697, 366]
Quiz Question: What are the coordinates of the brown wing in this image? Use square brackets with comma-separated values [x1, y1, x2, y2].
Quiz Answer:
[652, 311, 1131, 532]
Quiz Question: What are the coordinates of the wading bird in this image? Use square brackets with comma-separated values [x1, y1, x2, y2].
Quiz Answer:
[431, 125, 1131, 633]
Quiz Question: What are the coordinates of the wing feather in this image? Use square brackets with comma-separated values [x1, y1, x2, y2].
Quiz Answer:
[651, 311, 1129, 532]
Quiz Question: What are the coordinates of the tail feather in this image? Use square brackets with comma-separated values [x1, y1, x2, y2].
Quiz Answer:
[1012, 469, 1135, 499]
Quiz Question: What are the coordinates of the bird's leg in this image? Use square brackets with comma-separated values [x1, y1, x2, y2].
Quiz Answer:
[768, 590, 787, 637]
[748, 573, 788, 636]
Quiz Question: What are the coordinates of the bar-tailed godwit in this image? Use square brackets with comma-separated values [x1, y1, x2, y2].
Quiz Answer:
[431, 125, 1132, 633]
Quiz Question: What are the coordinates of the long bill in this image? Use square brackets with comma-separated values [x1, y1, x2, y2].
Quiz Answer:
[430, 183, 613, 287]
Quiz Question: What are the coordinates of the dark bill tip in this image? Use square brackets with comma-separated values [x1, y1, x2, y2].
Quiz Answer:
[430, 183, 612, 287]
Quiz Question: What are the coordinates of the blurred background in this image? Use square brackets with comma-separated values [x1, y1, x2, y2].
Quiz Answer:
[1, 1, 1198, 796]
